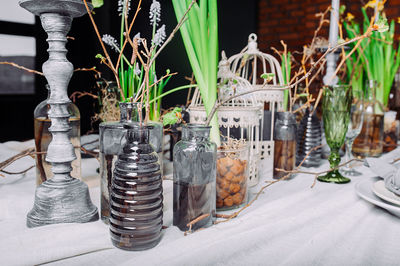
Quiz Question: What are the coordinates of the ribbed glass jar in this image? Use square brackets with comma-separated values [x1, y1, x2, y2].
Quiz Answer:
[173, 124, 217, 231]
[99, 102, 138, 223]
[109, 123, 163, 251]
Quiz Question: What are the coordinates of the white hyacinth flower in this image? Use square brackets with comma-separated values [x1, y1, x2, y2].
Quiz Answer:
[149, 0, 161, 26]
[102, 34, 120, 52]
[134, 63, 141, 76]
[153, 25, 166, 47]
[118, 0, 131, 16]
[133, 32, 141, 46]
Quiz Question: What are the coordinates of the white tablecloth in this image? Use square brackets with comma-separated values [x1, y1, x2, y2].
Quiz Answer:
[1, 140, 400, 266]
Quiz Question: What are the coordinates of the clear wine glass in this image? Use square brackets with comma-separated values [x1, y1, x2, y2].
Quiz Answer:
[340, 89, 364, 176]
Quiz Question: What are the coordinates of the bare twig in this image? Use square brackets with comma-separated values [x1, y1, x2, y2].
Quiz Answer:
[83, 0, 124, 100]
[276, 158, 363, 188]
[1, 165, 35, 175]
[0, 148, 46, 175]
[70, 91, 98, 102]
[184, 213, 210, 235]
[0, 61, 43, 76]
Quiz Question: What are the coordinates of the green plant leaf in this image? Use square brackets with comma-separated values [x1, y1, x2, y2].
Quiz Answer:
[375, 17, 389, 33]
[339, 5, 346, 15]
[260, 73, 275, 82]
[162, 107, 182, 126]
[92, 0, 104, 8]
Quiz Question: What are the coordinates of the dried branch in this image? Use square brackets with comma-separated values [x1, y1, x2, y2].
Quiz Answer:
[0, 61, 43, 76]
[73, 67, 101, 77]
[0, 148, 46, 176]
[70, 91, 98, 103]
[184, 213, 210, 235]
[80, 146, 99, 159]
[1, 165, 35, 175]
[148, 72, 178, 89]
[83, 0, 124, 100]
[276, 158, 363, 188]
[116, 0, 143, 72]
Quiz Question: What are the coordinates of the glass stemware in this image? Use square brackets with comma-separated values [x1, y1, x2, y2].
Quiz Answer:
[340, 89, 364, 176]
[318, 85, 352, 184]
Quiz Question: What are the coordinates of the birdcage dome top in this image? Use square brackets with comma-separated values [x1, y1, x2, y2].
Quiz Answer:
[228, 33, 285, 87]
[217, 51, 258, 107]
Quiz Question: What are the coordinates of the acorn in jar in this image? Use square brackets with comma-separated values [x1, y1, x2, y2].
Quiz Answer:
[216, 143, 250, 210]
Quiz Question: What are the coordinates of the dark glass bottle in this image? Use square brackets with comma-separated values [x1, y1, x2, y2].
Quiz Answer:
[173, 124, 217, 231]
[109, 123, 163, 251]
[100, 102, 164, 223]
[296, 107, 322, 167]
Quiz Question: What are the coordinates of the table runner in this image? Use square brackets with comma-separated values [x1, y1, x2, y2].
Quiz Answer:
[1, 140, 399, 265]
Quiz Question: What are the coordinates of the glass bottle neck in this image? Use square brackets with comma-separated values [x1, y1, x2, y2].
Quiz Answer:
[125, 124, 151, 144]
[120, 102, 139, 122]
[182, 125, 211, 141]
[276, 112, 296, 125]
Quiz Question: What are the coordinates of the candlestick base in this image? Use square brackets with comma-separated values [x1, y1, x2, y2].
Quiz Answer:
[27, 178, 98, 228]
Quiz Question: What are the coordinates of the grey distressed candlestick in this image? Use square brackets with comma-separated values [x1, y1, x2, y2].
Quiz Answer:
[20, 0, 98, 227]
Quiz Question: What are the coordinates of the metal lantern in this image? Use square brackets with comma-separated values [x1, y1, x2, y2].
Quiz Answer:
[228, 33, 285, 176]
[189, 52, 263, 186]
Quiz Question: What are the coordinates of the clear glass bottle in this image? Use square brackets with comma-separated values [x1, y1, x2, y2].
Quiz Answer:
[33, 85, 81, 186]
[173, 124, 217, 231]
[353, 80, 384, 157]
[99, 102, 138, 223]
[109, 123, 163, 251]
[273, 112, 297, 179]
[149, 121, 164, 176]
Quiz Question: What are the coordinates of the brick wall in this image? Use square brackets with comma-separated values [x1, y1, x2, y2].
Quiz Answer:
[258, 0, 400, 54]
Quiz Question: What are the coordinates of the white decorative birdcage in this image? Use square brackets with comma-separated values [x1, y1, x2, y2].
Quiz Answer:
[189, 52, 263, 186]
[228, 33, 285, 177]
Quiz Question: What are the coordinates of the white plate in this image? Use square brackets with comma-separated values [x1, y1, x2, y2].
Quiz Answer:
[355, 178, 400, 218]
[372, 180, 400, 207]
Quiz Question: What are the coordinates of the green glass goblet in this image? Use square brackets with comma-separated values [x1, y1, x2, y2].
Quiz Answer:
[318, 85, 352, 184]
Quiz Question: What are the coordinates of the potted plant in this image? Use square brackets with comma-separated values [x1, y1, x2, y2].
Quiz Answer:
[344, 5, 400, 156]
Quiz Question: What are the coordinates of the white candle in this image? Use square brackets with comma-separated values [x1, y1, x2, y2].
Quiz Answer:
[323, 0, 340, 85]
[328, 0, 339, 47]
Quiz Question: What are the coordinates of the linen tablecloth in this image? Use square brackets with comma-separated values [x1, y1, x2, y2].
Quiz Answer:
[1, 140, 400, 266]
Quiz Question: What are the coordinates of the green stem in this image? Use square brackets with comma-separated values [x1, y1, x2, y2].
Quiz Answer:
[149, 84, 198, 104]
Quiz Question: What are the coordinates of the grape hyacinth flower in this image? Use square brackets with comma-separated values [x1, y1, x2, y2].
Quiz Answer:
[133, 32, 142, 46]
[149, 0, 161, 26]
[134, 63, 141, 76]
[118, 0, 131, 16]
[153, 25, 166, 47]
[102, 34, 120, 52]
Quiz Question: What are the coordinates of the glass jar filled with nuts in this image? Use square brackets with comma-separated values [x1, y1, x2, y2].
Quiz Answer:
[216, 142, 250, 211]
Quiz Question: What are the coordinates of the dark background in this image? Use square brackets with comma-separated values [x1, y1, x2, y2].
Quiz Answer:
[0, 0, 257, 142]
[4, 0, 399, 142]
